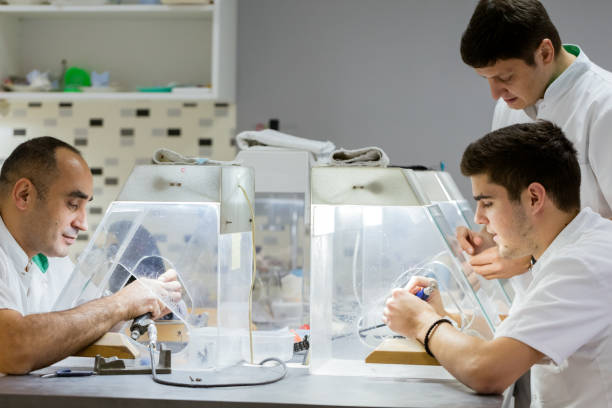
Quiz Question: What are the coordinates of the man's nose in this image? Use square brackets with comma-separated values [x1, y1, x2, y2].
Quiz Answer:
[474, 205, 487, 225]
[73, 207, 88, 232]
[488, 78, 505, 100]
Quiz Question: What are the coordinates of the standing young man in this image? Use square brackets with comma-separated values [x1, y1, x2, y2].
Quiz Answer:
[383, 121, 612, 406]
[0, 137, 181, 374]
[457, 0, 612, 282]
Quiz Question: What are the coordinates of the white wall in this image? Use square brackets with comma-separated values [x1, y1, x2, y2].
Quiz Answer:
[236, 0, 612, 200]
[0, 100, 236, 259]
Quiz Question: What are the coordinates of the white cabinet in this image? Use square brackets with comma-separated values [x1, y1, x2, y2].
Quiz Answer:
[0, 1, 236, 101]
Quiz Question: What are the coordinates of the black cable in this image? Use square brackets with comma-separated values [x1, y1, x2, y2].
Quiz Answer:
[332, 322, 388, 341]
[148, 344, 288, 388]
[358, 323, 386, 335]
[332, 320, 405, 341]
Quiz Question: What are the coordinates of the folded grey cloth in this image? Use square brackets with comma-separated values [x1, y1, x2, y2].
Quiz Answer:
[153, 148, 239, 166]
[236, 129, 335, 162]
[327, 146, 390, 167]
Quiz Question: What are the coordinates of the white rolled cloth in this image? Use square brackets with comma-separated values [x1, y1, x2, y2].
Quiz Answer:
[153, 148, 239, 166]
[326, 146, 390, 167]
[236, 129, 335, 162]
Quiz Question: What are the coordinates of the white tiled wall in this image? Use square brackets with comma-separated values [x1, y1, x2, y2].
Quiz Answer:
[0, 99, 237, 259]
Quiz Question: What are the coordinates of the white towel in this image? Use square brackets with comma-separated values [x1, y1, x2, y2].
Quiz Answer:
[153, 148, 239, 166]
[236, 129, 335, 162]
[327, 146, 390, 167]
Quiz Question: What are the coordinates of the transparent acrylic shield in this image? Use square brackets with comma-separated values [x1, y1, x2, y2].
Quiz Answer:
[418, 171, 515, 304]
[54, 201, 252, 370]
[436, 201, 515, 304]
[427, 204, 510, 328]
[310, 204, 496, 377]
[252, 192, 308, 330]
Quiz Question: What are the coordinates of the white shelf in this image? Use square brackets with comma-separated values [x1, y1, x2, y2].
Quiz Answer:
[0, 4, 214, 18]
[0, 90, 214, 101]
[0, 0, 236, 102]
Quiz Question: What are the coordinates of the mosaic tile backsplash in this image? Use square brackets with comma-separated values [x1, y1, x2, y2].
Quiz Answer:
[0, 99, 237, 260]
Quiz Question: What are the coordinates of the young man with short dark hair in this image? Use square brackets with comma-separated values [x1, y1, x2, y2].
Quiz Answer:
[383, 121, 612, 406]
[457, 0, 612, 285]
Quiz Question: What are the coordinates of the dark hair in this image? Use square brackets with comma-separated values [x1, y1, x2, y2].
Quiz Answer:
[461, 121, 580, 212]
[0, 136, 81, 199]
[460, 0, 562, 68]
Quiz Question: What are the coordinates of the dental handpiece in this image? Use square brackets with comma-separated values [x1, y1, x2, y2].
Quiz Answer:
[415, 281, 438, 301]
[130, 313, 154, 340]
[147, 321, 158, 349]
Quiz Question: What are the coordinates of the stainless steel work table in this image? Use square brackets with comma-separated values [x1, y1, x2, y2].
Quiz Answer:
[0, 366, 502, 408]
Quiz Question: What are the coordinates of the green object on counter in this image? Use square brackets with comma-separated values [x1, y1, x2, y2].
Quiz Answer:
[63, 86, 83, 93]
[138, 86, 173, 92]
[64, 67, 90, 92]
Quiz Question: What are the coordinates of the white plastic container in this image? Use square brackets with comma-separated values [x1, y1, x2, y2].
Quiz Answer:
[241, 329, 294, 363]
[188, 327, 243, 369]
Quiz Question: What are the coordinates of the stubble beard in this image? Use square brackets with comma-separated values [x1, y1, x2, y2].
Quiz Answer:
[497, 205, 536, 259]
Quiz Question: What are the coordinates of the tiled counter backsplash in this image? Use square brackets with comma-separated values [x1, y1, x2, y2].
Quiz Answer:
[0, 99, 237, 260]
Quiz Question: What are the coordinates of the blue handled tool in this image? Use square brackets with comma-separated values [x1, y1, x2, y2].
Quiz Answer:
[41, 369, 96, 378]
[414, 281, 438, 301]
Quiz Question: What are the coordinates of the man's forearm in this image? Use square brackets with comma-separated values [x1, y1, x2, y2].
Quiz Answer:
[423, 323, 539, 394]
[3, 294, 127, 373]
[423, 323, 499, 393]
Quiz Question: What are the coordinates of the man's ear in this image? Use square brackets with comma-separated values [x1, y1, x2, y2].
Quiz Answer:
[12, 178, 36, 211]
[525, 182, 546, 214]
[537, 39, 555, 65]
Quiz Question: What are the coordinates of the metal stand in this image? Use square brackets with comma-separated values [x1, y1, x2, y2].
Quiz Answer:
[94, 345, 171, 375]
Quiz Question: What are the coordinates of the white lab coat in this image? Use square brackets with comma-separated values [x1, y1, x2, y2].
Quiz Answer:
[28, 256, 74, 314]
[495, 208, 612, 407]
[0, 216, 73, 316]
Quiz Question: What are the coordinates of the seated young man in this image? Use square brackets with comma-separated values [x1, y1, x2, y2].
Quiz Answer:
[383, 121, 612, 406]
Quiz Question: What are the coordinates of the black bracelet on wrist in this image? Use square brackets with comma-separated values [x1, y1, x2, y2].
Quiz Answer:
[423, 318, 452, 358]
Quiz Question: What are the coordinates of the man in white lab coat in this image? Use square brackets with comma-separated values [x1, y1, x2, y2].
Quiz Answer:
[384, 121, 612, 407]
[0, 136, 181, 375]
[457, 0, 612, 285]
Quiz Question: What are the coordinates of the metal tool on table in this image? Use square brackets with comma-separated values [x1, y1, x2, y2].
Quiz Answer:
[93, 349, 171, 375]
[93, 313, 171, 375]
